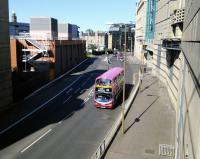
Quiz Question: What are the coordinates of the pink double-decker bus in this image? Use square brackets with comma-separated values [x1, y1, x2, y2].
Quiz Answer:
[94, 67, 124, 108]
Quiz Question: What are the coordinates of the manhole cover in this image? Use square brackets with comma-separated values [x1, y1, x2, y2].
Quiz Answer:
[145, 149, 155, 155]
[159, 144, 175, 157]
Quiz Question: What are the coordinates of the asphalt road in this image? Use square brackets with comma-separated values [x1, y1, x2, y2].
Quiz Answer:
[0, 54, 139, 159]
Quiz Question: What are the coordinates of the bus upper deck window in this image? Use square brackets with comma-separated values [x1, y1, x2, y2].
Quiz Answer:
[97, 79, 111, 86]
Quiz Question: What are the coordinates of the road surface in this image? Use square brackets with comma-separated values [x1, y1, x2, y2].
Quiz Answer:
[0, 54, 139, 159]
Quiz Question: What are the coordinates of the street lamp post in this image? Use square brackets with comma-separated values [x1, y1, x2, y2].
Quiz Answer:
[24, 50, 27, 72]
[128, 37, 133, 56]
[121, 24, 126, 135]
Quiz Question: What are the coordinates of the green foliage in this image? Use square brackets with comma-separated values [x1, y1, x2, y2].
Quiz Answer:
[86, 53, 95, 58]
[85, 29, 94, 34]
[88, 44, 97, 50]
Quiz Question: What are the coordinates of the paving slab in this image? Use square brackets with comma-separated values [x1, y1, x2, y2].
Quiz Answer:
[103, 73, 176, 159]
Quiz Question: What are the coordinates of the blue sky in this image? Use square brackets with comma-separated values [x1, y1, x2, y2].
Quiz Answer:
[9, 0, 136, 32]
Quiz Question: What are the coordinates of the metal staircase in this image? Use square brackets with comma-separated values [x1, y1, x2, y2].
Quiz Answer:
[19, 33, 49, 62]
[17, 33, 51, 71]
[25, 38, 47, 51]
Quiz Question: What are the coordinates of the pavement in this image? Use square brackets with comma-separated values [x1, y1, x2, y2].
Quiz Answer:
[103, 72, 176, 159]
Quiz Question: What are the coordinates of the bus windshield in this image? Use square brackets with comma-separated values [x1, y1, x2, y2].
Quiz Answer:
[96, 78, 111, 86]
[95, 93, 112, 102]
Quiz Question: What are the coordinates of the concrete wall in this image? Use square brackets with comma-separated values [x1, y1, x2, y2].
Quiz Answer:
[152, 0, 182, 113]
[178, 0, 200, 158]
[154, 0, 177, 43]
[145, 0, 200, 158]
[152, 1, 182, 158]
[151, 45, 181, 110]
[0, 0, 13, 111]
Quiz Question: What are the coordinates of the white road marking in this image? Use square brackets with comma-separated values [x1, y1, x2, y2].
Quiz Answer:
[84, 97, 89, 102]
[63, 112, 74, 120]
[79, 102, 86, 107]
[74, 88, 81, 94]
[81, 77, 91, 87]
[80, 89, 88, 94]
[0, 75, 83, 135]
[103, 57, 108, 62]
[63, 96, 72, 104]
[58, 121, 62, 124]
[80, 98, 89, 107]
[20, 129, 52, 153]
[65, 88, 73, 94]
[24, 58, 88, 100]
[88, 88, 94, 97]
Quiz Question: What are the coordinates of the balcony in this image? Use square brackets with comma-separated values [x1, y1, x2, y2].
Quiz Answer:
[170, 9, 184, 26]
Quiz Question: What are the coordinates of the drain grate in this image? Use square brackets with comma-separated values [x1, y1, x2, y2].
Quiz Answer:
[159, 144, 175, 157]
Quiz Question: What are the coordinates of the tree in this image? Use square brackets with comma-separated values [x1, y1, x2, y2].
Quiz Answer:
[88, 44, 97, 50]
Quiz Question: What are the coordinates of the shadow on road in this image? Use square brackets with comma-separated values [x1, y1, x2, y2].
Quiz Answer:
[114, 83, 134, 109]
[0, 55, 137, 151]
[0, 58, 106, 150]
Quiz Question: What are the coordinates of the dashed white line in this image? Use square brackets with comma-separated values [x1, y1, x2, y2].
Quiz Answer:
[88, 88, 94, 97]
[74, 88, 81, 94]
[80, 98, 89, 107]
[24, 58, 88, 100]
[79, 102, 86, 107]
[65, 88, 73, 94]
[63, 96, 72, 104]
[84, 97, 89, 102]
[20, 129, 52, 153]
[63, 112, 74, 120]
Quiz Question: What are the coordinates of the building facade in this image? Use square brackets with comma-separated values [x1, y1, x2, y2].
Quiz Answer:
[108, 23, 135, 52]
[9, 12, 29, 37]
[134, 0, 147, 59]
[10, 39, 85, 73]
[58, 23, 79, 40]
[80, 31, 107, 51]
[138, 0, 200, 158]
[179, 0, 200, 158]
[108, 24, 121, 50]
[71, 24, 79, 40]
[58, 23, 72, 40]
[9, 22, 29, 37]
[0, 0, 13, 111]
[30, 17, 58, 40]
